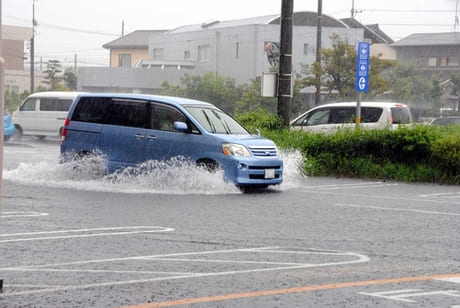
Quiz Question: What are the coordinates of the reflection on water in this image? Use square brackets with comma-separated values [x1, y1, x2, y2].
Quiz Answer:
[3, 151, 305, 195]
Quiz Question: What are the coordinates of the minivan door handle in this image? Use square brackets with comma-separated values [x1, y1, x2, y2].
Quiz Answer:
[134, 134, 145, 139]
[146, 135, 157, 140]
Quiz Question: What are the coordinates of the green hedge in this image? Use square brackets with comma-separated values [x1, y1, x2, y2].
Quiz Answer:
[255, 124, 460, 184]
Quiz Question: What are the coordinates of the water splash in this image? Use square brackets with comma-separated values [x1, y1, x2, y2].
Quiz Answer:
[3, 151, 305, 194]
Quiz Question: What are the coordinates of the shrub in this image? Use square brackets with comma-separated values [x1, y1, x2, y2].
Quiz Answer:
[264, 124, 460, 184]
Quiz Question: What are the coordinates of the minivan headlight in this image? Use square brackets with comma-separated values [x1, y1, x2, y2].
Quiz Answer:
[222, 143, 251, 157]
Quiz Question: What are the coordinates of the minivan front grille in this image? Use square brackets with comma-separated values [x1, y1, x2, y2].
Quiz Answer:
[248, 145, 278, 157]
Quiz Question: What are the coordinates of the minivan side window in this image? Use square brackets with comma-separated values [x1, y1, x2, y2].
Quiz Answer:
[151, 104, 186, 132]
[20, 98, 37, 111]
[40, 98, 74, 111]
[306, 109, 329, 126]
[361, 107, 383, 123]
[103, 99, 149, 128]
[329, 108, 355, 124]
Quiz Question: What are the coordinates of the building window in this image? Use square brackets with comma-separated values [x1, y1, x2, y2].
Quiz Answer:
[427, 57, 437, 67]
[119, 54, 131, 68]
[236, 42, 239, 59]
[447, 56, 459, 66]
[303, 43, 309, 55]
[198, 45, 210, 62]
[184, 50, 191, 60]
[440, 57, 447, 67]
[153, 48, 163, 59]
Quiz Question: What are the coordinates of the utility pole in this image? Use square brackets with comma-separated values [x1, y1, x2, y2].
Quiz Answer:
[31, 1, 38, 93]
[277, 0, 293, 127]
[315, 0, 322, 105]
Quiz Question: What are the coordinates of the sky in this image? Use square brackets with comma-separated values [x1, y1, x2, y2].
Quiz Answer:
[2, 0, 460, 68]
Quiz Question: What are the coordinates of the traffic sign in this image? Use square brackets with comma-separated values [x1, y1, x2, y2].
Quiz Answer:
[355, 41, 370, 92]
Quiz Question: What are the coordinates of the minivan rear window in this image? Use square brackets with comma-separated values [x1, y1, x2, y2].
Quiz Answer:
[71, 97, 111, 123]
[391, 107, 411, 124]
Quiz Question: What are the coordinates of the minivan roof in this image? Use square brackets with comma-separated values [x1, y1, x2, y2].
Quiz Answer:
[77, 93, 215, 107]
[27, 91, 86, 99]
[315, 101, 408, 108]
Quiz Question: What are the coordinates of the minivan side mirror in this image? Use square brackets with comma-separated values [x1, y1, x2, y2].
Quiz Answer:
[173, 121, 188, 132]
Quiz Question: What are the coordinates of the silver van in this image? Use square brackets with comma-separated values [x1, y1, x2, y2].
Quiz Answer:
[12, 91, 83, 139]
[291, 102, 412, 133]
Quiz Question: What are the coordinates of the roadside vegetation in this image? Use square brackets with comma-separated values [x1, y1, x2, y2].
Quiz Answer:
[237, 110, 460, 185]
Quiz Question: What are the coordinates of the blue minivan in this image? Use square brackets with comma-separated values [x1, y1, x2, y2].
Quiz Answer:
[60, 93, 283, 190]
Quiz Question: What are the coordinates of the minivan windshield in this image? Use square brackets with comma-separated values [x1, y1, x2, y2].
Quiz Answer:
[185, 106, 249, 135]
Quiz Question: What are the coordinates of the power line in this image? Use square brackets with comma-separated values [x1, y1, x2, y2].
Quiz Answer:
[4, 15, 119, 37]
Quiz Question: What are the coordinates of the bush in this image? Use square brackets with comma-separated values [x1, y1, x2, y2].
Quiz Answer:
[236, 109, 284, 133]
[264, 124, 460, 184]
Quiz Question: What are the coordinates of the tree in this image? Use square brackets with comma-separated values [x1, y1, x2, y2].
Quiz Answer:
[63, 67, 78, 90]
[161, 73, 244, 114]
[235, 79, 276, 115]
[42, 59, 63, 89]
[386, 63, 442, 111]
[300, 35, 394, 101]
[4, 89, 29, 113]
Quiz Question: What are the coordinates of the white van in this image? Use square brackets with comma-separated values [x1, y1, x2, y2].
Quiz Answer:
[12, 91, 83, 139]
[291, 102, 412, 133]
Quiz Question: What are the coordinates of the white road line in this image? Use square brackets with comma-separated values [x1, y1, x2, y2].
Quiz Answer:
[437, 277, 460, 284]
[0, 247, 369, 297]
[1, 211, 49, 218]
[419, 192, 460, 198]
[0, 226, 174, 243]
[336, 203, 460, 217]
[302, 182, 398, 190]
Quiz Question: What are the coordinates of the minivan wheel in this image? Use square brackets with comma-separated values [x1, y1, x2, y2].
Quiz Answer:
[70, 151, 108, 178]
[196, 159, 219, 173]
[239, 185, 269, 194]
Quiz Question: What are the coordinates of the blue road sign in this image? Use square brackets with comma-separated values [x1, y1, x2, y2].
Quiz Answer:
[355, 41, 370, 92]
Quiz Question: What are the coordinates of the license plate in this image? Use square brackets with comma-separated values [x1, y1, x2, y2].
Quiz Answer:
[264, 168, 275, 179]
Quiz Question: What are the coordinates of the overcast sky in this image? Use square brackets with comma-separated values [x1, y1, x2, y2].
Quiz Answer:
[3, 0, 459, 67]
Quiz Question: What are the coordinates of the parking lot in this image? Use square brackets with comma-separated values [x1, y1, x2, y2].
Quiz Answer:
[1, 139, 460, 307]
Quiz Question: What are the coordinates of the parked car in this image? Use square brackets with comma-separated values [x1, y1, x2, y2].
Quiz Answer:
[429, 116, 460, 126]
[3, 109, 17, 141]
[12, 91, 83, 139]
[291, 102, 413, 133]
[60, 93, 283, 190]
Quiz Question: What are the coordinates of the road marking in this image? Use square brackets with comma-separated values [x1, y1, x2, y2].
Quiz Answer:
[0, 226, 174, 243]
[359, 289, 460, 303]
[335, 203, 460, 216]
[120, 273, 460, 308]
[0, 247, 368, 297]
[302, 182, 398, 190]
[419, 192, 460, 199]
[1, 211, 49, 218]
[437, 277, 460, 284]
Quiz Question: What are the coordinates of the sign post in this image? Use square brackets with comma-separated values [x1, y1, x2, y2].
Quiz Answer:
[355, 41, 370, 125]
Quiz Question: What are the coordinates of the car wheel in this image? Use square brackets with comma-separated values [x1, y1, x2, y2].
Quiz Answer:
[196, 159, 219, 173]
[10, 128, 23, 142]
[238, 185, 269, 194]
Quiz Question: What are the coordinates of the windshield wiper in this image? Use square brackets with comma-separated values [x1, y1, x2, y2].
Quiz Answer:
[202, 110, 216, 133]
